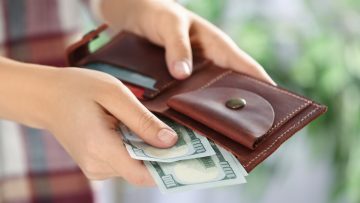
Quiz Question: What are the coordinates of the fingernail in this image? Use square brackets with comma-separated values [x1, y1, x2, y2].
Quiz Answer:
[157, 128, 178, 145]
[174, 61, 192, 78]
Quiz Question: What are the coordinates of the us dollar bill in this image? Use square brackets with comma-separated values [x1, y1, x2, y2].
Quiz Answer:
[144, 141, 247, 193]
[118, 117, 216, 162]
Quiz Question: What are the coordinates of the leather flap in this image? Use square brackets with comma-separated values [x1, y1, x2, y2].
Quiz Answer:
[78, 32, 208, 98]
[167, 87, 275, 149]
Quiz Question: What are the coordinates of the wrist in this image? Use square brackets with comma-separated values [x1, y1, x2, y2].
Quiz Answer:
[0, 58, 58, 129]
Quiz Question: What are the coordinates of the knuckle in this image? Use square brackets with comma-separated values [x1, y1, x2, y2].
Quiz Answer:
[167, 36, 192, 61]
[137, 111, 157, 136]
[159, 9, 188, 31]
[80, 141, 109, 180]
[81, 159, 103, 180]
[90, 71, 119, 89]
[159, 9, 181, 23]
[172, 37, 190, 50]
[94, 77, 128, 102]
[84, 137, 103, 157]
[98, 78, 121, 94]
[83, 171, 101, 180]
[91, 78, 117, 97]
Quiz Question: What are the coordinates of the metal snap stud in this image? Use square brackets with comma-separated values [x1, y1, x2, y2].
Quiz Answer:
[225, 98, 246, 110]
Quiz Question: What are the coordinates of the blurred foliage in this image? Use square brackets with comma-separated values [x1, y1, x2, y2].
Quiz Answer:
[180, 0, 225, 23]
[184, 0, 360, 202]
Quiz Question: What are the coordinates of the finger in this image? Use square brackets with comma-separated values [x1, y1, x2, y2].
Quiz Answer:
[227, 46, 276, 86]
[105, 130, 156, 186]
[162, 15, 193, 80]
[97, 84, 178, 148]
[191, 14, 276, 86]
[120, 159, 156, 187]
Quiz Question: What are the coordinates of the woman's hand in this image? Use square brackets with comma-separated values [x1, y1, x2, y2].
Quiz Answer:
[0, 57, 178, 186]
[98, 0, 276, 85]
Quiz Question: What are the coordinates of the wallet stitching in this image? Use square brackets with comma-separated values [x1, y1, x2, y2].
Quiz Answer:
[313, 103, 322, 108]
[199, 70, 233, 90]
[244, 106, 320, 168]
[148, 80, 177, 97]
[260, 101, 311, 142]
[241, 75, 308, 102]
[239, 74, 319, 145]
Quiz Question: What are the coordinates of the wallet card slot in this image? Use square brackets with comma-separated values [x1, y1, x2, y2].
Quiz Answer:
[80, 32, 207, 98]
[167, 87, 275, 150]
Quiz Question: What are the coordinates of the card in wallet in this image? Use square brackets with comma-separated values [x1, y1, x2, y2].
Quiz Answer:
[66, 25, 327, 173]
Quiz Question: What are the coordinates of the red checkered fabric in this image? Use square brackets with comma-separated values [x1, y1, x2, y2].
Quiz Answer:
[0, 1, 95, 202]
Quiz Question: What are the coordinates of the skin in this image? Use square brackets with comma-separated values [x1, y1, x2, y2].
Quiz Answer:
[0, 0, 275, 186]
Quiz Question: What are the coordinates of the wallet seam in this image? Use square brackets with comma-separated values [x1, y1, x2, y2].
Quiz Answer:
[149, 80, 177, 97]
[241, 74, 309, 102]
[244, 106, 321, 168]
[259, 100, 311, 143]
[199, 70, 233, 90]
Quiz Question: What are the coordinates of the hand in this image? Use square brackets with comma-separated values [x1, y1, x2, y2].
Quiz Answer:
[48, 68, 181, 185]
[98, 0, 276, 85]
[0, 58, 179, 186]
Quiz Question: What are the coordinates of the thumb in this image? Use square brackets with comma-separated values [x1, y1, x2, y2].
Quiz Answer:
[163, 21, 193, 80]
[98, 84, 178, 148]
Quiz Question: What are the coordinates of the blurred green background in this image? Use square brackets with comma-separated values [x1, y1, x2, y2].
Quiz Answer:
[182, 0, 360, 202]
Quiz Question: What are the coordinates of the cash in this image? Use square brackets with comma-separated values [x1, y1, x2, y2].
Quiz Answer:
[119, 117, 216, 162]
[118, 117, 248, 193]
[145, 141, 247, 193]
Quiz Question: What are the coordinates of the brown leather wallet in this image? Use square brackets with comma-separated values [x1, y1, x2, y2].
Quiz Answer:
[67, 25, 327, 172]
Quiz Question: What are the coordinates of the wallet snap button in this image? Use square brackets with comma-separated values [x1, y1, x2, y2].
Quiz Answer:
[225, 98, 246, 110]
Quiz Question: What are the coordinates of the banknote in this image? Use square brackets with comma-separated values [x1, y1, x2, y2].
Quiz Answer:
[144, 141, 247, 193]
[118, 117, 216, 162]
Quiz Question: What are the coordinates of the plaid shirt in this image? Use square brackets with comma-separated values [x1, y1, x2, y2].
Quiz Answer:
[0, 1, 94, 202]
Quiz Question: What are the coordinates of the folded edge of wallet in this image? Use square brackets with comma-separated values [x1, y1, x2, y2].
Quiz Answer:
[243, 102, 327, 171]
